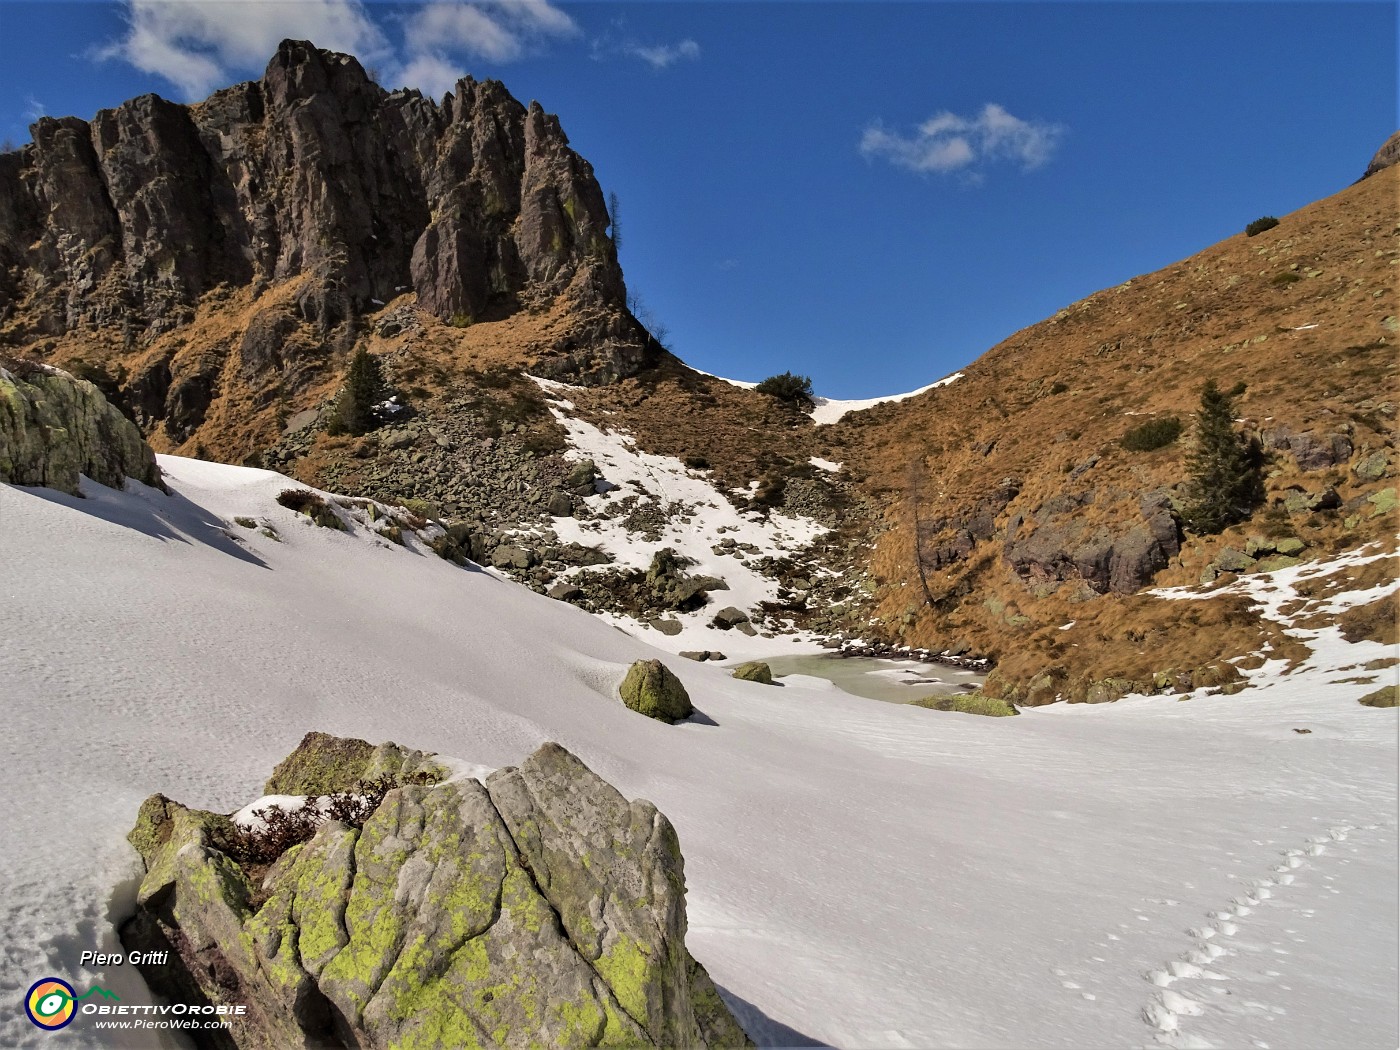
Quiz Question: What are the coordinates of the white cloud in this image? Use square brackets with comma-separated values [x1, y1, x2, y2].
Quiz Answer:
[394, 52, 469, 100]
[22, 96, 46, 123]
[589, 25, 701, 70]
[97, 0, 579, 101]
[96, 0, 392, 99]
[860, 103, 1064, 176]
[625, 38, 701, 69]
[402, 1, 578, 66]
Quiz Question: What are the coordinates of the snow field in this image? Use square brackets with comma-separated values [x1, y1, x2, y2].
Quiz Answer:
[0, 459, 1394, 1048]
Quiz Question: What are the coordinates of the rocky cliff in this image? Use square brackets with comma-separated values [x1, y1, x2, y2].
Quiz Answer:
[0, 356, 161, 493]
[122, 732, 751, 1049]
[0, 40, 654, 460]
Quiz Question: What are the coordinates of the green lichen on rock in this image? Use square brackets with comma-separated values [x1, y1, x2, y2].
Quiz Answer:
[0, 358, 162, 494]
[619, 659, 693, 722]
[1358, 684, 1398, 708]
[263, 731, 377, 794]
[910, 693, 1020, 717]
[262, 731, 447, 795]
[731, 661, 774, 685]
[121, 734, 750, 1049]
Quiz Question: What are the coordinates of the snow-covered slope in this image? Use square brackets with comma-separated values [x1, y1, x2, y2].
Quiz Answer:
[529, 377, 830, 655]
[807, 372, 964, 426]
[1, 460, 1395, 1049]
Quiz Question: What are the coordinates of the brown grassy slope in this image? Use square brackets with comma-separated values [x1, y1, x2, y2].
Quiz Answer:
[822, 165, 1398, 697]
[554, 353, 818, 493]
[16, 279, 609, 475]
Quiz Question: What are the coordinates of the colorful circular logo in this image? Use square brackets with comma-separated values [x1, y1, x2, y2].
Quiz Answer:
[25, 978, 77, 1030]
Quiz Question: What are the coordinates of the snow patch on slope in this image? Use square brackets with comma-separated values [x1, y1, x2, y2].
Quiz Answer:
[528, 377, 829, 656]
[808, 371, 964, 425]
[1148, 542, 1398, 696]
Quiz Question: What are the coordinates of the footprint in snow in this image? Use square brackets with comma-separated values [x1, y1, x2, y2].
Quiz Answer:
[1138, 822, 1361, 1045]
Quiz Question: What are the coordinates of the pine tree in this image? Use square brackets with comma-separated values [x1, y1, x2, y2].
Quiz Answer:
[1182, 379, 1264, 534]
[329, 348, 385, 436]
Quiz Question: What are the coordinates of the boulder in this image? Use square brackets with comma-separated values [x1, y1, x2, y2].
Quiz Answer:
[1353, 450, 1391, 483]
[647, 618, 683, 636]
[1358, 685, 1397, 708]
[491, 544, 535, 570]
[679, 651, 726, 663]
[619, 660, 694, 722]
[120, 734, 749, 1049]
[731, 661, 774, 685]
[548, 581, 584, 602]
[0, 358, 163, 494]
[908, 693, 1019, 716]
[1214, 547, 1257, 573]
[547, 491, 574, 517]
[711, 607, 750, 629]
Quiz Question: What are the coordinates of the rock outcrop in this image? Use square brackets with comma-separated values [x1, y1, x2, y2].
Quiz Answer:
[121, 733, 749, 1049]
[1363, 129, 1400, 178]
[1002, 490, 1181, 596]
[0, 40, 651, 384]
[0, 356, 161, 493]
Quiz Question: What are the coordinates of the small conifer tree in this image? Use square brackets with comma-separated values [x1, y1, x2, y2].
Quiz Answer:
[329, 348, 385, 436]
[1182, 379, 1264, 534]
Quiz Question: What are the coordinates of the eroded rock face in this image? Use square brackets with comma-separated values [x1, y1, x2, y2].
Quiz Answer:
[0, 40, 649, 384]
[0, 357, 161, 493]
[1002, 489, 1181, 596]
[121, 734, 749, 1049]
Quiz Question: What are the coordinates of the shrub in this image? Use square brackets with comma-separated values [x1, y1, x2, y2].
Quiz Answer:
[1121, 416, 1183, 452]
[683, 454, 710, 470]
[276, 488, 347, 530]
[1245, 216, 1280, 237]
[755, 371, 815, 407]
[220, 771, 439, 865]
[1048, 381, 1069, 395]
[1271, 271, 1301, 287]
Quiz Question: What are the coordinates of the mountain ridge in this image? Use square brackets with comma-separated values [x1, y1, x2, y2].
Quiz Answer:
[0, 43, 1394, 702]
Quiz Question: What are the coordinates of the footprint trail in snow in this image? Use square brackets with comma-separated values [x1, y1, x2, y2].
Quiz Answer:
[1139, 822, 1381, 1049]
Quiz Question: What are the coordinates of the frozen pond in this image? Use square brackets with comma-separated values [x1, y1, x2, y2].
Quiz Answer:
[758, 653, 986, 704]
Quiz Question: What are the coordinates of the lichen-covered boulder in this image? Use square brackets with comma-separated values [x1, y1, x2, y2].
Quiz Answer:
[731, 661, 774, 685]
[1358, 685, 1397, 708]
[262, 730, 446, 795]
[619, 659, 693, 722]
[121, 734, 750, 1049]
[910, 693, 1020, 717]
[0, 358, 162, 494]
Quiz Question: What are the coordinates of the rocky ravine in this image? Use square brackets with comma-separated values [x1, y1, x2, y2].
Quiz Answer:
[122, 732, 750, 1049]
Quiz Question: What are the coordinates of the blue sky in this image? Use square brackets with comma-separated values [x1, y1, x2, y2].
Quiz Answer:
[0, 2, 1395, 398]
